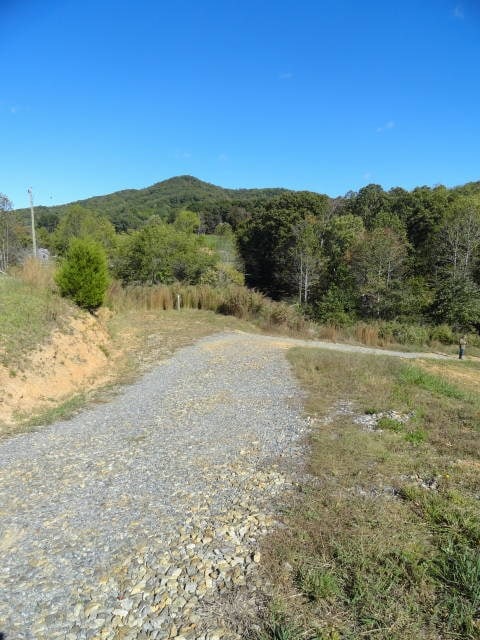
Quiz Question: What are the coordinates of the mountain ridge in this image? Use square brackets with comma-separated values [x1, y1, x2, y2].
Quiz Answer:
[15, 175, 293, 230]
[15, 174, 480, 234]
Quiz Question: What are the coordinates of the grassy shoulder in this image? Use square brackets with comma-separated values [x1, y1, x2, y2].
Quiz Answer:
[261, 349, 480, 639]
[0, 271, 69, 368]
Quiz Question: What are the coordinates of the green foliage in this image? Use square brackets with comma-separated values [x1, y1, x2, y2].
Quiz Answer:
[238, 191, 330, 299]
[377, 416, 404, 432]
[429, 324, 455, 344]
[15, 175, 289, 234]
[345, 183, 391, 229]
[297, 566, 341, 601]
[351, 227, 408, 318]
[10, 176, 480, 333]
[202, 231, 241, 267]
[51, 205, 117, 255]
[431, 277, 480, 330]
[315, 285, 356, 326]
[404, 428, 427, 444]
[325, 213, 364, 262]
[114, 221, 217, 285]
[378, 277, 433, 323]
[56, 238, 109, 310]
[377, 322, 429, 345]
[173, 209, 201, 233]
[199, 262, 244, 287]
[214, 221, 233, 235]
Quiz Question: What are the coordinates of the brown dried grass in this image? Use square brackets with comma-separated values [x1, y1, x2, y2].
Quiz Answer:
[106, 282, 306, 334]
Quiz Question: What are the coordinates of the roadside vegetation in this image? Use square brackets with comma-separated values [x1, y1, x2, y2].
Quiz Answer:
[0, 258, 68, 368]
[4, 177, 480, 347]
[260, 349, 480, 639]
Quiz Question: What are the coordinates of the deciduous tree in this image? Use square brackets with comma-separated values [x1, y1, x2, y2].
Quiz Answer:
[351, 227, 407, 318]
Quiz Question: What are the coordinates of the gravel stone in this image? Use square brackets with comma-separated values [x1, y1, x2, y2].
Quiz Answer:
[0, 332, 308, 638]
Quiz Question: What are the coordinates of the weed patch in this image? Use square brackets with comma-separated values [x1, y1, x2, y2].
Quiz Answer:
[0, 270, 69, 368]
[405, 428, 427, 444]
[106, 282, 307, 335]
[261, 349, 480, 639]
[400, 365, 467, 400]
[14, 394, 87, 427]
[377, 416, 404, 432]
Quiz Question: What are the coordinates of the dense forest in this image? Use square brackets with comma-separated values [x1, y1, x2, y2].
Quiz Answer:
[4, 175, 480, 330]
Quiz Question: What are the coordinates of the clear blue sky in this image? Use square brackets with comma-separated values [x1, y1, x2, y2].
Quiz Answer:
[1, 0, 479, 208]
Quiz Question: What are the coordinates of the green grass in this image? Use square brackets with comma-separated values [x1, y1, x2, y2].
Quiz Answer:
[400, 365, 468, 400]
[297, 565, 341, 601]
[261, 349, 480, 639]
[0, 275, 68, 367]
[13, 393, 87, 428]
[434, 541, 480, 636]
[257, 611, 302, 640]
[377, 416, 404, 431]
[404, 428, 427, 444]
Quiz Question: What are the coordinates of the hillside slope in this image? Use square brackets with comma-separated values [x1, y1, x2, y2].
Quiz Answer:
[16, 175, 292, 232]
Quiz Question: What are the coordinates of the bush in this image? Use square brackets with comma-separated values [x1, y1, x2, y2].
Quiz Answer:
[56, 238, 109, 310]
[378, 321, 429, 345]
[218, 286, 265, 319]
[199, 262, 245, 287]
[465, 332, 480, 348]
[315, 285, 356, 327]
[429, 324, 455, 345]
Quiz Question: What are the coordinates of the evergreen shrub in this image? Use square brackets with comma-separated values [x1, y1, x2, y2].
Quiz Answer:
[55, 238, 109, 311]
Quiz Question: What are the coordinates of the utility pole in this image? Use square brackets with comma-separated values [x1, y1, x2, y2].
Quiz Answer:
[28, 187, 37, 258]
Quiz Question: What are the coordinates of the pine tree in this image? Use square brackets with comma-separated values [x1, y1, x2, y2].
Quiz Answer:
[55, 238, 109, 310]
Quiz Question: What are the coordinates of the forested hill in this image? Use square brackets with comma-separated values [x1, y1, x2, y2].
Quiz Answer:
[15, 175, 292, 233]
[6, 175, 480, 330]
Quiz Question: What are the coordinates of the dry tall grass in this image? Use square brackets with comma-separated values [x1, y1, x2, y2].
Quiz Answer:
[106, 282, 307, 334]
[354, 322, 381, 346]
[106, 281, 479, 352]
[1, 258, 68, 367]
[17, 257, 56, 290]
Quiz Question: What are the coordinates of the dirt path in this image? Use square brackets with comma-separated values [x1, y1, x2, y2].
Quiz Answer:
[248, 332, 452, 360]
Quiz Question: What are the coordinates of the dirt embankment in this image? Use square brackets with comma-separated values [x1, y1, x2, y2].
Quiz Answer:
[0, 311, 116, 428]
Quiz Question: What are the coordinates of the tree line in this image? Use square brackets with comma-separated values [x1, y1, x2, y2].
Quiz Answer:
[3, 178, 480, 329]
[238, 184, 480, 329]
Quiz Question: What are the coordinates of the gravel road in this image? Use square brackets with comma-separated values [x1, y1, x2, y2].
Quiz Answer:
[0, 331, 452, 640]
[0, 332, 311, 640]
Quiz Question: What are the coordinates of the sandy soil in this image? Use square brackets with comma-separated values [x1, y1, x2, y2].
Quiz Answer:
[0, 312, 115, 427]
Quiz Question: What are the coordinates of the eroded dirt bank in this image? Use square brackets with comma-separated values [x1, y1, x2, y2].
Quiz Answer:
[0, 312, 114, 428]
